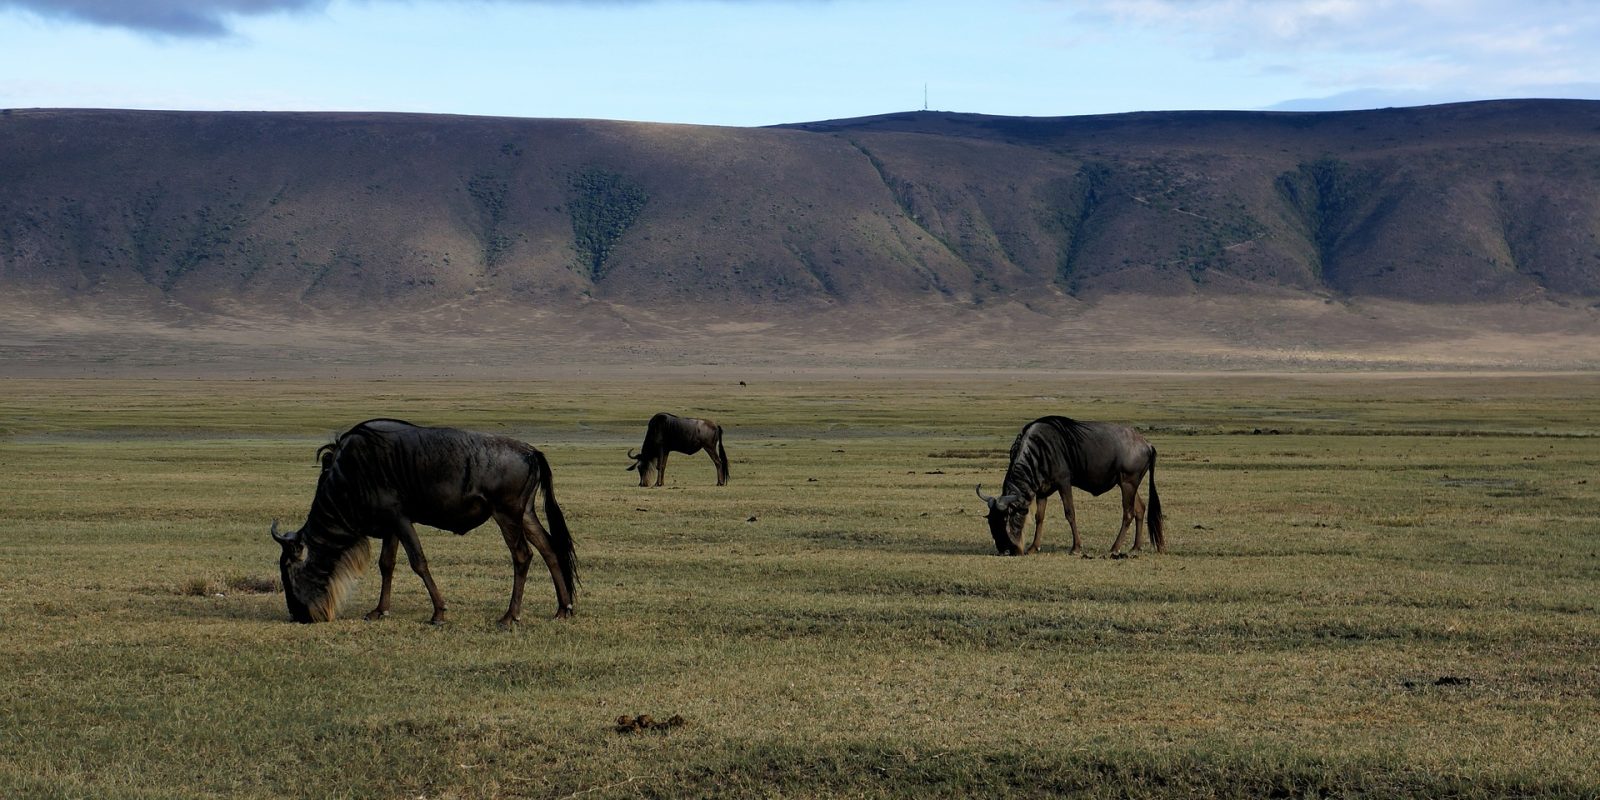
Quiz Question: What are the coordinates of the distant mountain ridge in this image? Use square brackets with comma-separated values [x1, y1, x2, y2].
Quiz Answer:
[2, 100, 1598, 315]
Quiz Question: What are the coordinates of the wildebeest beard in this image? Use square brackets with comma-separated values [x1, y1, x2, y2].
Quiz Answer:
[277, 521, 372, 623]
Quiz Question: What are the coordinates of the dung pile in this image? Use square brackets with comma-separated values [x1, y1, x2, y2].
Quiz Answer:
[614, 714, 687, 734]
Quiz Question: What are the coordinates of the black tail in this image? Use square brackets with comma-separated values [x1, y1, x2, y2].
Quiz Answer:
[716, 428, 730, 484]
[535, 450, 578, 598]
[1147, 448, 1165, 552]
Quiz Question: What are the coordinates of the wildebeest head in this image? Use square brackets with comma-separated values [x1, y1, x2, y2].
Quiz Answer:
[271, 518, 370, 623]
[975, 485, 1027, 555]
[271, 520, 315, 623]
[625, 448, 651, 486]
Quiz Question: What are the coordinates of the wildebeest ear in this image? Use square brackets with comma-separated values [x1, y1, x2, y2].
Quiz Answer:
[998, 495, 1025, 512]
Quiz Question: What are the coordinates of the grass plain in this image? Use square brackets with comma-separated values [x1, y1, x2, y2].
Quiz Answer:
[1, 373, 1597, 798]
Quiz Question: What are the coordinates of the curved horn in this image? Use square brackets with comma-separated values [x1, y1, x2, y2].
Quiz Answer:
[975, 484, 996, 504]
[627, 448, 640, 460]
[270, 518, 298, 545]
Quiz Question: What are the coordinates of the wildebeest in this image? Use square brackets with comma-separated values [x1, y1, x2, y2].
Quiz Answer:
[270, 418, 576, 626]
[975, 416, 1163, 556]
[626, 412, 728, 486]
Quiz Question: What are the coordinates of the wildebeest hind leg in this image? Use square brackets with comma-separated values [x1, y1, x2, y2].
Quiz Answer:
[493, 511, 535, 628]
[708, 450, 726, 486]
[1026, 494, 1048, 554]
[1109, 480, 1137, 555]
[364, 536, 399, 621]
[392, 518, 448, 624]
[1131, 492, 1148, 551]
[521, 510, 574, 619]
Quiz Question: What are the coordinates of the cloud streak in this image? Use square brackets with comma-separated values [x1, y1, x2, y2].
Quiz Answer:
[1067, 0, 1600, 95]
[1, 0, 333, 36]
[2, 0, 692, 37]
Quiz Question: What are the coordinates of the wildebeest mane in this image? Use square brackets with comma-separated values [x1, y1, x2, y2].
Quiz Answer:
[1003, 416, 1091, 499]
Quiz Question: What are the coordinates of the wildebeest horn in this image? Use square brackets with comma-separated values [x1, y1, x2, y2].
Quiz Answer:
[270, 518, 297, 545]
[627, 448, 640, 460]
[975, 484, 996, 504]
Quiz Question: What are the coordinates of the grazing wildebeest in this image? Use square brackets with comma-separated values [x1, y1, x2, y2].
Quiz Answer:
[271, 418, 576, 626]
[975, 416, 1163, 556]
[626, 412, 728, 487]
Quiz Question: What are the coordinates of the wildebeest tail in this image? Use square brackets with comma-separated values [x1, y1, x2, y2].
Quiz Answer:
[534, 449, 579, 597]
[717, 427, 730, 483]
[1147, 448, 1165, 552]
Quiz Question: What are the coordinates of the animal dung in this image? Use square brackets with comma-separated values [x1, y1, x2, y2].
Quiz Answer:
[746, 516, 758, 523]
[614, 713, 687, 734]
[1400, 676, 1474, 690]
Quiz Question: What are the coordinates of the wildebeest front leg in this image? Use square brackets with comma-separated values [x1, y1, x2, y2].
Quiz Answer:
[364, 535, 399, 621]
[1026, 493, 1048, 554]
[1063, 488, 1082, 555]
[1109, 480, 1138, 555]
[655, 452, 669, 487]
[392, 518, 448, 624]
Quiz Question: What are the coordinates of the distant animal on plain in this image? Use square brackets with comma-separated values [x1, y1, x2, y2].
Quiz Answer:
[627, 412, 729, 487]
[975, 416, 1163, 556]
[271, 418, 576, 626]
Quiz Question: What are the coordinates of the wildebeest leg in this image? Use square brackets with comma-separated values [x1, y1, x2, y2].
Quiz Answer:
[392, 518, 448, 624]
[1063, 488, 1082, 555]
[1131, 492, 1148, 551]
[708, 449, 727, 486]
[364, 536, 399, 621]
[655, 452, 669, 487]
[1109, 479, 1138, 554]
[1026, 493, 1048, 555]
[521, 509, 574, 619]
[492, 511, 535, 629]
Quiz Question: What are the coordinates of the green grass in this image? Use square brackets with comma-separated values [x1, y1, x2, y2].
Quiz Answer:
[1, 375, 1597, 798]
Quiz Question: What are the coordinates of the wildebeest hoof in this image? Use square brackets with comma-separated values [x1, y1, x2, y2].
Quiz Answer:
[364, 609, 388, 621]
[1110, 552, 1129, 560]
[428, 616, 448, 626]
[553, 606, 574, 620]
[497, 616, 520, 630]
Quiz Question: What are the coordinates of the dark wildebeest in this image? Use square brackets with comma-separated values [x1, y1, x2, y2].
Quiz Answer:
[975, 416, 1163, 556]
[270, 419, 576, 627]
[626, 413, 728, 487]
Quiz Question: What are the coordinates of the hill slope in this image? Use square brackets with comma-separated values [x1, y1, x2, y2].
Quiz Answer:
[5, 101, 1600, 309]
[2, 102, 1598, 374]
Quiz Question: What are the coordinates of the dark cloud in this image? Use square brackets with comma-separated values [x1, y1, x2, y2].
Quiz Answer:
[2, 0, 331, 36]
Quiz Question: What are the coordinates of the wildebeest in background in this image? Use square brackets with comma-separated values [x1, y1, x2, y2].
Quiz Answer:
[975, 416, 1163, 556]
[627, 412, 729, 486]
[271, 418, 576, 626]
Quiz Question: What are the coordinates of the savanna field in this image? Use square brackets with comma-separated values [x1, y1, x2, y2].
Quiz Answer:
[1, 374, 1597, 798]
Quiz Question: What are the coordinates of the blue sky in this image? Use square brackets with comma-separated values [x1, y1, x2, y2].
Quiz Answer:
[3, 0, 1598, 126]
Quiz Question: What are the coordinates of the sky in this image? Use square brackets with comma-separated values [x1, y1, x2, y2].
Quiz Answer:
[2, 0, 1598, 127]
